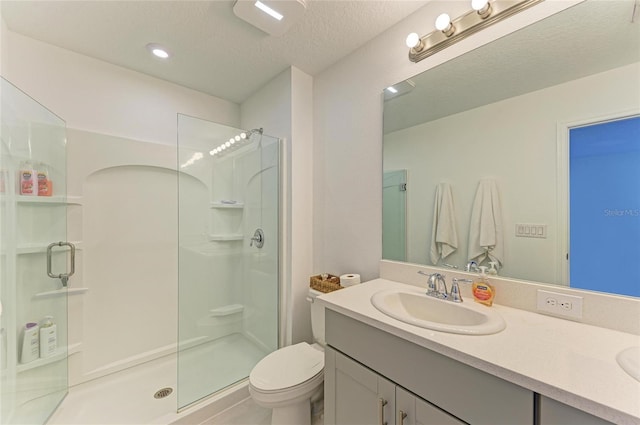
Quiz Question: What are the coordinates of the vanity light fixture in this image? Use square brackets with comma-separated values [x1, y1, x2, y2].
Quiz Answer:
[407, 0, 543, 63]
[209, 130, 256, 157]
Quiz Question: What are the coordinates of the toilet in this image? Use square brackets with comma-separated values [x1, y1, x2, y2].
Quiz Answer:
[249, 289, 326, 425]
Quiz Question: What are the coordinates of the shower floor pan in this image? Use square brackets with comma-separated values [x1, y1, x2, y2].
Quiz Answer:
[48, 333, 267, 424]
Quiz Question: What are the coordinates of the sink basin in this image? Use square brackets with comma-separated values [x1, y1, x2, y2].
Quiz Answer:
[617, 346, 640, 382]
[371, 289, 506, 335]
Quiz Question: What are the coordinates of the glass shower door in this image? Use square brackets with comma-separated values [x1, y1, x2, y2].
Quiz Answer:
[0, 78, 69, 424]
[177, 115, 279, 409]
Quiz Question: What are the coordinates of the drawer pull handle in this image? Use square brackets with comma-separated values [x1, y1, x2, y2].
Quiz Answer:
[378, 398, 388, 425]
[398, 410, 407, 425]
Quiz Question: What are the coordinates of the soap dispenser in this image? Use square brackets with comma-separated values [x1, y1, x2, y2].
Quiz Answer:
[39, 316, 57, 358]
[472, 266, 495, 306]
[487, 261, 499, 276]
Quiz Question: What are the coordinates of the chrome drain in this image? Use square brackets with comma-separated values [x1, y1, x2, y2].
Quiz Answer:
[154, 387, 173, 399]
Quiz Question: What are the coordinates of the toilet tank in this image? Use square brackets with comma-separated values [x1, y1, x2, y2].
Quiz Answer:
[307, 289, 326, 346]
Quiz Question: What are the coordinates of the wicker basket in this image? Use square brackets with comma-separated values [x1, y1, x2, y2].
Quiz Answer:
[309, 274, 343, 293]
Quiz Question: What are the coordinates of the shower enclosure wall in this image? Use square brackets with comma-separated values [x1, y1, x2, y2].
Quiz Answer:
[177, 114, 280, 409]
[0, 78, 69, 424]
[0, 78, 281, 423]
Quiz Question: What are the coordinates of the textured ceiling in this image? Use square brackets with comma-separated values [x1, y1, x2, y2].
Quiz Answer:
[383, 0, 640, 134]
[1, 0, 429, 104]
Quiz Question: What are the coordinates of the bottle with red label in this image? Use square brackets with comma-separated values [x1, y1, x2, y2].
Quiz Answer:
[472, 266, 495, 306]
[19, 161, 37, 196]
[37, 163, 52, 196]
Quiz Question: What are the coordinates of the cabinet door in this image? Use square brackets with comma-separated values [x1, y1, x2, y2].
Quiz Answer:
[539, 396, 614, 425]
[396, 386, 466, 425]
[325, 346, 396, 425]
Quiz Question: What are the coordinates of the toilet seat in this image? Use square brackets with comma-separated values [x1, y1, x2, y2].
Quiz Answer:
[249, 342, 324, 393]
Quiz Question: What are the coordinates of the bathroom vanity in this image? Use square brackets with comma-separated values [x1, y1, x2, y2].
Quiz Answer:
[319, 279, 640, 425]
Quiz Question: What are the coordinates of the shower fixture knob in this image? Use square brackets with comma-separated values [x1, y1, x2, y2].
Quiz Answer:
[250, 228, 265, 249]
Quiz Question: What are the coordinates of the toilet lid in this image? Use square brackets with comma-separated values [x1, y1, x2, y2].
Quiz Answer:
[250, 342, 324, 391]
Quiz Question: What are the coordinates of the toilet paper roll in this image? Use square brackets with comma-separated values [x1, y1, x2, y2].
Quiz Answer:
[340, 274, 361, 287]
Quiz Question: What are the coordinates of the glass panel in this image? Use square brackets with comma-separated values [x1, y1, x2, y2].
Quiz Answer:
[177, 115, 279, 409]
[382, 170, 407, 261]
[1, 78, 68, 424]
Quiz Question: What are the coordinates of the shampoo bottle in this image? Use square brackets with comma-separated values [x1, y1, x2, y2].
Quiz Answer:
[472, 266, 495, 306]
[19, 161, 37, 196]
[37, 163, 51, 196]
[39, 316, 57, 358]
[20, 322, 40, 363]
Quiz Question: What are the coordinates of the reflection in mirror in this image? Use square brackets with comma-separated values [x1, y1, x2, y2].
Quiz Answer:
[382, 0, 640, 297]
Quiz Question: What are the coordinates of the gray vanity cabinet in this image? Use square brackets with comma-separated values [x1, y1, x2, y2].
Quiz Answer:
[324, 346, 396, 425]
[325, 346, 465, 425]
[325, 309, 534, 425]
[538, 396, 614, 425]
[396, 386, 466, 425]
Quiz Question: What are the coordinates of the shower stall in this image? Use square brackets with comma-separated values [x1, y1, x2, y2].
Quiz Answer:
[0, 79, 281, 423]
[177, 114, 280, 410]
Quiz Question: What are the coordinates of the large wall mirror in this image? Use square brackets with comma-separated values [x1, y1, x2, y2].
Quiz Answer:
[382, 0, 640, 298]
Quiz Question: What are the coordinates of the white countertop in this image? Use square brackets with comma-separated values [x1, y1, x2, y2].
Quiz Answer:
[317, 279, 640, 425]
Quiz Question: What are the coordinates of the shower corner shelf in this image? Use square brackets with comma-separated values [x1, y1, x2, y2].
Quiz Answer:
[34, 287, 89, 299]
[16, 195, 83, 205]
[16, 342, 82, 373]
[208, 234, 243, 242]
[210, 201, 244, 209]
[17, 241, 83, 255]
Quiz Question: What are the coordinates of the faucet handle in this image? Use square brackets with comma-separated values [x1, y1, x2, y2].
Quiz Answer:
[450, 278, 473, 303]
[417, 271, 440, 295]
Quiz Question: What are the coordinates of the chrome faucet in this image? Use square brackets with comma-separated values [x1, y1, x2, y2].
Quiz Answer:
[418, 271, 473, 302]
[418, 271, 448, 299]
[465, 260, 479, 272]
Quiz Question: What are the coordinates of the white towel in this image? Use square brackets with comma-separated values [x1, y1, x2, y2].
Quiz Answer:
[430, 183, 458, 265]
[468, 179, 504, 267]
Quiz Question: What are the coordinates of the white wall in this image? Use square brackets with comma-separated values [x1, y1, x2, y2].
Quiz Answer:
[241, 67, 314, 344]
[1, 28, 240, 145]
[384, 63, 640, 284]
[312, 0, 580, 282]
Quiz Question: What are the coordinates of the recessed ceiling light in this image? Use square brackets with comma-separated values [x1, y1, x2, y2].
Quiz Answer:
[146, 43, 171, 59]
[254, 1, 283, 21]
[384, 79, 416, 101]
[233, 0, 306, 37]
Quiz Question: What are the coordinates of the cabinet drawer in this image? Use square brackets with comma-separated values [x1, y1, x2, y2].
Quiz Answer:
[326, 310, 534, 425]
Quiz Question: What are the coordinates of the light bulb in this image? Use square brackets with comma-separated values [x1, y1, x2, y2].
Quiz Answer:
[229, 138, 234, 144]
[225, 142, 231, 147]
[221, 145, 226, 150]
[235, 135, 241, 141]
[209, 150, 216, 156]
[240, 132, 247, 139]
[435, 13, 451, 31]
[435, 13, 455, 36]
[405, 33, 420, 49]
[471, 0, 488, 10]
[471, 0, 492, 18]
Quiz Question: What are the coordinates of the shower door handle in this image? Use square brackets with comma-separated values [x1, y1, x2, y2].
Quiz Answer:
[47, 241, 76, 287]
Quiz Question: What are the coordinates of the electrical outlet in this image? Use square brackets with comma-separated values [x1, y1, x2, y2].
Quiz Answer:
[536, 290, 583, 319]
